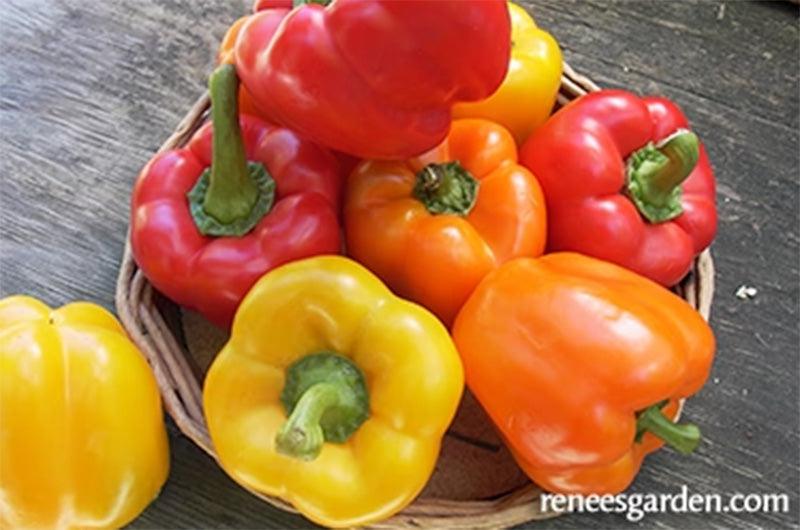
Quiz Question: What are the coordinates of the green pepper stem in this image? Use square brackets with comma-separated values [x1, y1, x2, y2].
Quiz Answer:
[413, 162, 480, 216]
[626, 129, 699, 223]
[275, 383, 340, 461]
[275, 352, 369, 461]
[187, 65, 275, 237]
[203, 64, 259, 223]
[636, 404, 701, 454]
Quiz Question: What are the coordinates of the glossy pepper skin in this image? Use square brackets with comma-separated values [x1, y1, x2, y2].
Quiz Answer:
[217, 1, 291, 118]
[0, 296, 169, 529]
[232, 0, 511, 159]
[218, 15, 262, 118]
[131, 67, 342, 328]
[453, 253, 715, 494]
[453, 2, 562, 145]
[345, 119, 547, 327]
[520, 90, 717, 286]
[204, 256, 463, 527]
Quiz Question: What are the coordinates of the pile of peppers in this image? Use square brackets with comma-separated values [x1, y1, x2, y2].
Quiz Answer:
[1, 1, 721, 528]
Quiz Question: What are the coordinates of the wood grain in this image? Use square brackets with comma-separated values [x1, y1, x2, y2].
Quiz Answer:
[0, 0, 797, 528]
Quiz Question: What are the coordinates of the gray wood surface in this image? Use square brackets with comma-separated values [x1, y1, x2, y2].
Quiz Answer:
[1, 0, 798, 528]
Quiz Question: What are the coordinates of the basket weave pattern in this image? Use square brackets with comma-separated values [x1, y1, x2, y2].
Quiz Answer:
[115, 62, 714, 529]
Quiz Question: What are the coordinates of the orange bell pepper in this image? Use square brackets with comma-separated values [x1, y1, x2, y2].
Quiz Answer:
[344, 119, 546, 326]
[453, 253, 715, 494]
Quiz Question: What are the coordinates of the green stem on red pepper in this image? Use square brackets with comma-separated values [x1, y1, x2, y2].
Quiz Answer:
[188, 64, 275, 237]
[626, 129, 699, 224]
[413, 162, 480, 216]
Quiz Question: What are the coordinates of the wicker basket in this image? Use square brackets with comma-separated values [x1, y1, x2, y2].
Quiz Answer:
[115, 61, 715, 529]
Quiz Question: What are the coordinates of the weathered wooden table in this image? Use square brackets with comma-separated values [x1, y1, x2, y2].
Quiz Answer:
[1, 1, 798, 528]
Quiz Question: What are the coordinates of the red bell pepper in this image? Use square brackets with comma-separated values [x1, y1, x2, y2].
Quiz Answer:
[253, 0, 291, 10]
[131, 65, 342, 327]
[519, 90, 717, 286]
[233, 0, 511, 159]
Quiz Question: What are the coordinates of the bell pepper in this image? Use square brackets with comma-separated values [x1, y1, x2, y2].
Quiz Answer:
[453, 2, 562, 145]
[452, 253, 715, 494]
[203, 256, 463, 527]
[519, 89, 717, 286]
[131, 64, 342, 328]
[219, 3, 361, 182]
[231, 0, 512, 159]
[217, 1, 292, 118]
[0, 296, 169, 529]
[217, 0, 293, 64]
[345, 118, 547, 327]
[217, 15, 262, 118]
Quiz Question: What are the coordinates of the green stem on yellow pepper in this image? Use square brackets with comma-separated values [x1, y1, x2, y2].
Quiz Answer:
[276, 352, 369, 461]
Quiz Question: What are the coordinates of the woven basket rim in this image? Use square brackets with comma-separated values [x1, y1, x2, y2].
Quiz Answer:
[114, 60, 715, 529]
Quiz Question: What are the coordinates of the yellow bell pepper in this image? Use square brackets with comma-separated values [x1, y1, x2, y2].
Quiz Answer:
[0, 296, 169, 530]
[204, 256, 463, 528]
[453, 2, 562, 144]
